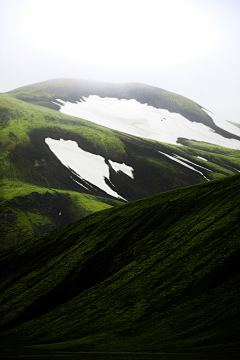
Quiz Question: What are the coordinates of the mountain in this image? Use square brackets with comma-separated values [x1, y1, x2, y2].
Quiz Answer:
[1, 79, 240, 248]
[8, 78, 240, 145]
[0, 174, 239, 358]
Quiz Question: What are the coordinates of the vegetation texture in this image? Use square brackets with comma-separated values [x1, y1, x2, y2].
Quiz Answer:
[2, 82, 240, 248]
[0, 174, 239, 358]
[8, 78, 240, 140]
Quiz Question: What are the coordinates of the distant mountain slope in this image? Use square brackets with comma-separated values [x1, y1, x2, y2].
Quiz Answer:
[0, 174, 239, 356]
[8, 78, 240, 142]
[1, 80, 240, 248]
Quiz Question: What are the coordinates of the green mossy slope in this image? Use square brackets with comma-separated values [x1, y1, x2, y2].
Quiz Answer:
[7, 79, 208, 124]
[0, 92, 124, 248]
[1, 93, 240, 248]
[0, 174, 239, 356]
[0, 180, 120, 249]
[7, 78, 240, 141]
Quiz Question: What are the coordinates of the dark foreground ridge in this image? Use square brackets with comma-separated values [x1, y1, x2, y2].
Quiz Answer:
[0, 174, 240, 357]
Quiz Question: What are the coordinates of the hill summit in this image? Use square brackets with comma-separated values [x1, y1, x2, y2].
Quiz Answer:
[1, 79, 240, 248]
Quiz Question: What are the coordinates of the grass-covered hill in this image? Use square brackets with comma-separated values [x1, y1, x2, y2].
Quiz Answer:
[1, 80, 240, 249]
[0, 174, 239, 359]
[6, 78, 239, 140]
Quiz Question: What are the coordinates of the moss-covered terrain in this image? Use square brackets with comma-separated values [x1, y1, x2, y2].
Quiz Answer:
[1, 85, 240, 249]
[8, 78, 240, 140]
[0, 174, 239, 358]
[0, 180, 120, 248]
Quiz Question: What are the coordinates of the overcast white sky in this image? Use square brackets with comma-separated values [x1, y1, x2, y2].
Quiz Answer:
[1, 0, 240, 123]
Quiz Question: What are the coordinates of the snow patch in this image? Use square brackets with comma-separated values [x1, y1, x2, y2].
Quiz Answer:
[109, 160, 134, 178]
[172, 154, 211, 171]
[45, 138, 126, 200]
[55, 96, 240, 150]
[202, 109, 240, 137]
[196, 156, 208, 161]
[159, 151, 210, 181]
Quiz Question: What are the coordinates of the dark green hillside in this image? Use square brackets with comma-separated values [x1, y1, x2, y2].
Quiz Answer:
[0, 174, 240, 358]
[1, 92, 240, 248]
[0, 94, 125, 248]
[7, 78, 240, 141]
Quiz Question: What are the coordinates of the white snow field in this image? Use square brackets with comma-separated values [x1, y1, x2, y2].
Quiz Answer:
[54, 96, 240, 150]
[109, 160, 134, 178]
[45, 138, 131, 200]
[159, 151, 210, 181]
[202, 109, 240, 137]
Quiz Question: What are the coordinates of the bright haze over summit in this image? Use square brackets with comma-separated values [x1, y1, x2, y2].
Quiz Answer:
[20, 0, 215, 68]
[0, 0, 240, 123]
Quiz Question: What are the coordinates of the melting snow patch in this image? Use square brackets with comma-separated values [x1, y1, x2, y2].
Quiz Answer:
[172, 154, 211, 171]
[196, 156, 208, 161]
[109, 160, 134, 178]
[202, 109, 240, 138]
[55, 96, 240, 149]
[45, 138, 126, 200]
[159, 151, 210, 181]
[71, 177, 90, 190]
